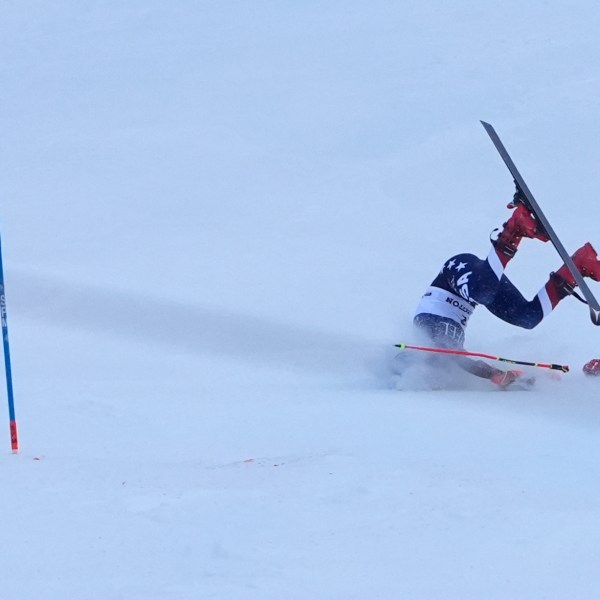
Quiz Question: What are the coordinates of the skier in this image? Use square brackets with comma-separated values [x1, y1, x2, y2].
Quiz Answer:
[411, 191, 600, 388]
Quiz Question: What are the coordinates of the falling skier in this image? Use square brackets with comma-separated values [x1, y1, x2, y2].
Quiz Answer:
[409, 190, 600, 388]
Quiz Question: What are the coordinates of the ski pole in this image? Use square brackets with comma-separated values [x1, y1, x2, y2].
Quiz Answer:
[395, 343, 569, 373]
[0, 235, 18, 452]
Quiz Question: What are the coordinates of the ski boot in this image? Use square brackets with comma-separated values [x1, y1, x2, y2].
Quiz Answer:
[571, 242, 600, 281]
[549, 242, 600, 297]
[493, 201, 550, 260]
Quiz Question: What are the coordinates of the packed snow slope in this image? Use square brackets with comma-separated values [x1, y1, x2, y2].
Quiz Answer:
[3, 2, 600, 599]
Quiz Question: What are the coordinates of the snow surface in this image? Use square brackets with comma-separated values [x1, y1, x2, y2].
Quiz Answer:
[2, 2, 600, 598]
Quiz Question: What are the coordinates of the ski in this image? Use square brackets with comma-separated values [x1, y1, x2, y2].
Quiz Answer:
[480, 121, 600, 325]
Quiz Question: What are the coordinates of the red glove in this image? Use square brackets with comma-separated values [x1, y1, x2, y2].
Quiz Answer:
[490, 369, 524, 388]
[583, 359, 600, 376]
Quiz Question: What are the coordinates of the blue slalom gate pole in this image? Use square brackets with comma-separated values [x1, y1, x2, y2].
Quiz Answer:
[0, 234, 18, 453]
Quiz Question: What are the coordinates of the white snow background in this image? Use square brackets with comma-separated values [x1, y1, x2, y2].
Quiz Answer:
[2, 2, 600, 598]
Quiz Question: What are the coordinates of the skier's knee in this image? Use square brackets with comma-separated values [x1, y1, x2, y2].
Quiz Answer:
[519, 318, 540, 330]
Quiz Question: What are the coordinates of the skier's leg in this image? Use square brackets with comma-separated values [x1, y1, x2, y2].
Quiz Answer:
[484, 243, 600, 328]
[485, 275, 545, 329]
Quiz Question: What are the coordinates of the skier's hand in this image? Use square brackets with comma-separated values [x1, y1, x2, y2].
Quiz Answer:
[583, 358, 600, 376]
[490, 369, 523, 388]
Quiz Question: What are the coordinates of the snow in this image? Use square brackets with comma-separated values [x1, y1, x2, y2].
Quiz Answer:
[2, 1, 600, 598]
